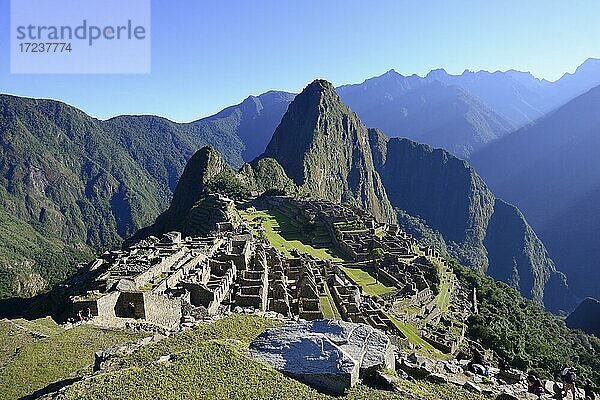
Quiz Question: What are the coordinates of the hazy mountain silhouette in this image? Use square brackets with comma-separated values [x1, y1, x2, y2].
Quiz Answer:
[337, 70, 514, 158]
[233, 59, 600, 161]
[565, 297, 600, 337]
[426, 58, 600, 126]
[471, 84, 600, 301]
[196, 91, 295, 162]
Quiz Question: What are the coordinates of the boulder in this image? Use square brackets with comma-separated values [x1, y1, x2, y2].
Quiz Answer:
[443, 361, 463, 375]
[496, 393, 519, 400]
[428, 373, 449, 384]
[399, 352, 436, 378]
[374, 370, 400, 391]
[464, 381, 482, 393]
[250, 319, 395, 394]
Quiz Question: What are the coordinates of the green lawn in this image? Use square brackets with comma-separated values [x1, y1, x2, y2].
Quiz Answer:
[437, 276, 453, 311]
[385, 313, 433, 350]
[340, 266, 396, 297]
[241, 209, 345, 261]
[409, 246, 454, 313]
[431, 258, 454, 312]
[386, 314, 451, 361]
[320, 296, 336, 319]
[55, 314, 483, 400]
[0, 319, 144, 399]
[320, 285, 342, 320]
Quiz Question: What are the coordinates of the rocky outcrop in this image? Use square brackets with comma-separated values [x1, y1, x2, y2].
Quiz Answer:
[241, 157, 297, 195]
[130, 146, 243, 239]
[485, 200, 569, 309]
[249, 319, 395, 394]
[260, 80, 396, 224]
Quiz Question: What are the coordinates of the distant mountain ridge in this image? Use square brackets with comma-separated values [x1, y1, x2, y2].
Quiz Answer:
[566, 297, 600, 337]
[0, 94, 246, 298]
[470, 84, 600, 302]
[337, 71, 515, 158]
[216, 58, 600, 161]
[195, 91, 296, 162]
[424, 58, 600, 126]
[137, 79, 570, 310]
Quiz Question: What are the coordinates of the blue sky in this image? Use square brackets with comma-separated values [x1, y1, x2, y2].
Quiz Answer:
[1, 0, 599, 122]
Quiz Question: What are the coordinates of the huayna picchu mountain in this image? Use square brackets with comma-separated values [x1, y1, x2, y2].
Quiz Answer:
[259, 80, 396, 224]
[136, 79, 570, 311]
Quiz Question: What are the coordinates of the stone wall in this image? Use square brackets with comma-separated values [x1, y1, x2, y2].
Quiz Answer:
[182, 282, 214, 307]
[132, 248, 187, 287]
[143, 293, 182, 329]
[96, 291, 120, 318]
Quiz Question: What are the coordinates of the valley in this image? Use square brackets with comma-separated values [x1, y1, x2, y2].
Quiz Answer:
[2, 3, 600, 399]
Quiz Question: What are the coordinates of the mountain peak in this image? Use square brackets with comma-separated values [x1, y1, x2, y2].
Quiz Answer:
[306, 78, 335, 92]
[260, 80, 396, 223]
[381, 68, 400, 77]
[163, 146, 231, 223]
[574, 57, 600, 75]
[425, 68, 449, 80]
[288, 79, 340, 110]
[261, 79, 352, 185]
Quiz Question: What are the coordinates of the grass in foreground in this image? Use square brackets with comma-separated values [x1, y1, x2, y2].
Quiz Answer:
[241, 209, 345, 261]
[0, 319, 144, 399]
[55, 315, 485, 400]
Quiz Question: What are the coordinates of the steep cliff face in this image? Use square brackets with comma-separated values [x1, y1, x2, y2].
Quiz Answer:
[260, 80, 396, 223]
[369, 129, 495, 270]
[470, 84, 600, 303]
[485, 200, 569, 308]
[368, 128, 569, 310]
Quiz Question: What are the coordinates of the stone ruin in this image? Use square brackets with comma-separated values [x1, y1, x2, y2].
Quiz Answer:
[259, 196, 469, 355]
[70, 195, 470, 365]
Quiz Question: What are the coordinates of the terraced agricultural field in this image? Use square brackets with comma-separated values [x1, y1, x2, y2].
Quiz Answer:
[241, 209, 345, 261]
[339, 265, 396, 297]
